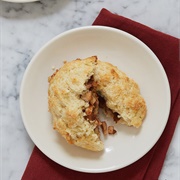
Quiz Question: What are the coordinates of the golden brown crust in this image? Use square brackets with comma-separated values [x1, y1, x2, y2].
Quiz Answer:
[48, 56, 147, 151]
[48, 56, 104, 151]
[94, 60, 147, 128]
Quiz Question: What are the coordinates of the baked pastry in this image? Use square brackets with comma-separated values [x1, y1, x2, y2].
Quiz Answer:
[48, 56, 146, 151]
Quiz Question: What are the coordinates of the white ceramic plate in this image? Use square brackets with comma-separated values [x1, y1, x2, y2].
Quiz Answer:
[20, 26, 170, 173]
[2, 0, 38, 3]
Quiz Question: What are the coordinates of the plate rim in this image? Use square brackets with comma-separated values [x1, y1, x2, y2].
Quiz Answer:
[20, 26, 171, 173]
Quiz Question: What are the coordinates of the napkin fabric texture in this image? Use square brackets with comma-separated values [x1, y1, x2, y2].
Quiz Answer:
[22, 8, 180, 180]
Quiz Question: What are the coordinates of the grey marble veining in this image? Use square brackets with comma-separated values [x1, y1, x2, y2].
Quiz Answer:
[1, 0, 179, 179]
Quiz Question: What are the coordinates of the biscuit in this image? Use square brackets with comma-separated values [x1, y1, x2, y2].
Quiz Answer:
[48, 56, 146, 151]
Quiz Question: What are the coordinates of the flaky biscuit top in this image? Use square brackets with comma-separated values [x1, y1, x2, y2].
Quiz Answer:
[48, 56, 146, 151]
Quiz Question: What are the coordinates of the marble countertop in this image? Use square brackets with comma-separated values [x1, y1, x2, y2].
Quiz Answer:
[1, 0, 179, 179]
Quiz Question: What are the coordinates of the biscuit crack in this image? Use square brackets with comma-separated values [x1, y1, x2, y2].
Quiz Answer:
[81, 76, 118, 136]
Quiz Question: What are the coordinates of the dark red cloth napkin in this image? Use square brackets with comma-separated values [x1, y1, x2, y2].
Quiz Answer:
[22, 9, 180, 180]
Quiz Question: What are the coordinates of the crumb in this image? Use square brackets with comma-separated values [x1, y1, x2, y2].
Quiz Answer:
[52, 66, 56, 70]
